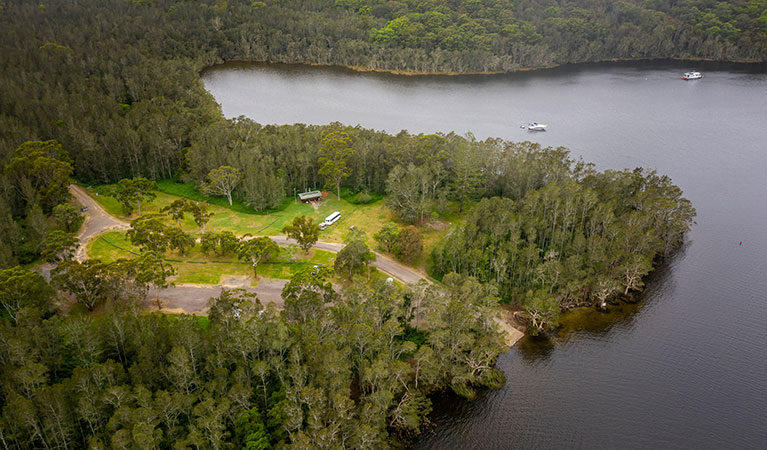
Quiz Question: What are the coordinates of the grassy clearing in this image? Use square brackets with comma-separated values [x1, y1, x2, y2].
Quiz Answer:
[87, 231, 336, 284]
[281, 195, 393, 244]
[164, 314, 210, 330]
[364, 200, 469, 271]
[417, 201, 470, 267]
[87, 231, 139, 261]
[88, 183, 391, 243]
[155, 180, 292, 215]
[85, 182, 471, 274]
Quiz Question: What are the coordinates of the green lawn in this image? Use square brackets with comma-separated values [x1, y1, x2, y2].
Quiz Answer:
[155, 180, 292, 215]
[85, 181, 468, 274]
[418, 201, 470, 267]
[89, 182, 391, 243]
[88, 231, 336, 285]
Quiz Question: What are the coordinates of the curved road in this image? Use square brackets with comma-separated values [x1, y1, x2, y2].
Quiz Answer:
[70, 185, 521, 345]
[270, 236, 426, 284]
[69, 185, 427, 310]
[69, 185, 129, 261]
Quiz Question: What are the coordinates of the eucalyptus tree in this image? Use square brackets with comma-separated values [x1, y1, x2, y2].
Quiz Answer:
[282, 266, 335, 325]
[202, 165, 241, 206]
[113, 177, 157, 216]
[334, 239, 376, 279]
[3, 140, 73, 213]
[318, 131, 354, 200]
[0, 266, 54, 322]
[24, 204, 50, 255]
[620, 254, 653, 296]
[166, 227, 196, 256]
[373, 224, 399, 254]
[200, 231, 239, 257]
[161, 199, 188, 227]
[393, 226, 423, 263]
[40, 230, 78, 263]
[187, 201, 214, 234]
[123, 251, 176, 299]
[448, 137, 484, 213]
[237, 237, 279, 278]
[282, 215, 320, 255]
[126, 213, 172, 255]
[385, 164, 436, 224]
[241, 168, 285, 211]
[51, 259, 114, 311]
[52, 203, 81, 232]
[523, 290, 560, 336]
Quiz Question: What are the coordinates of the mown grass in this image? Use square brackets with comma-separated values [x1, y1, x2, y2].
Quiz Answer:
[88, 231, 139, 260]
[417, 200, 471, 269]
[89, 183, 392, 242]
[155, 180, 292, 215]
[85, 182, 468, 274]
[87, 231, 336, 285]
[87, 187, 126, 218]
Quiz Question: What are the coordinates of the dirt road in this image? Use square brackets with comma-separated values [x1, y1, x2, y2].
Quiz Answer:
[270, 236, 426, 284]
[69, 185, 523, 344]
[69, 185, 129, 261]
[146, 278, 287, 314]
[69, 185, 427, 311]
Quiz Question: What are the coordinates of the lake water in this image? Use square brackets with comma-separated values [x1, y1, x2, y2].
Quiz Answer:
[202, 61, 767, 449]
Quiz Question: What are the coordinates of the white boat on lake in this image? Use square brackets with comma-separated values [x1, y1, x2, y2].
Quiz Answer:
[527, 122, 547, 131]
[682, 71, 702, 80]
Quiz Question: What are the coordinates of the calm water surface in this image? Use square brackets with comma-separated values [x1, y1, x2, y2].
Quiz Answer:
[203, 61, 767, 449]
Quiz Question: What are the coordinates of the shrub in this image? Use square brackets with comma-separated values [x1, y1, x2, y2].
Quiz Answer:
[353, 191, 372, 204]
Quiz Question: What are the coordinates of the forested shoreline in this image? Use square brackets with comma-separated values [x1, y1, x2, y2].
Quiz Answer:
[1, 269, 508, 449]
[0, 0, 706, 448]
[2, 0, 767, 177]
[207, 55, 766, 78]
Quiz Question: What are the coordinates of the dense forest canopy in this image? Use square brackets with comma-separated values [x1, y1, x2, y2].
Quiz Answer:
[1, 0, 766, 181]
[0, 0, 704, 447]
[0, 0, 700, 323]
[0, 275, 507, 449]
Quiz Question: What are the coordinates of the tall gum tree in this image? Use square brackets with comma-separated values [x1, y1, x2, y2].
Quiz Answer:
[113, 177, 157, 216]
[237, 237, 279, 278]
[4, 140, 73, 213]
[318, 131, 354, 200]
[282, 215, 320, 255]
[202, 165, 241, 206]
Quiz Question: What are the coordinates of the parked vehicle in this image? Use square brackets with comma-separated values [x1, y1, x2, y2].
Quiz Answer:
[320, 211, 341, 230]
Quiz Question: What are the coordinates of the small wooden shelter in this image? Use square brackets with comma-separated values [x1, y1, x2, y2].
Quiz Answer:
[298, 190, 322, 203]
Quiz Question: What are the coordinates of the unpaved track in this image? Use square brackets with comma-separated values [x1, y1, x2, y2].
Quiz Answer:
[146, 278, 287, 314]
[270, 236, 426, 284]
[71, 186, 522, 344]
[69, 184, 129, 261]
[69, 185, 428, 311]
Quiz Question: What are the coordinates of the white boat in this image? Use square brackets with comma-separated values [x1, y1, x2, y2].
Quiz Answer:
[527, 122, 547, 131]
[682, 71, 702, 80]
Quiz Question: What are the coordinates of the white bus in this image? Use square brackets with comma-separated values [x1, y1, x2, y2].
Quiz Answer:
[321, 211, 341, 229]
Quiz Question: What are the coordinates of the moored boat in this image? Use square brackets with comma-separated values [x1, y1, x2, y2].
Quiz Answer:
[527, 122, 547, 131]
[682, 71, 703, 80]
